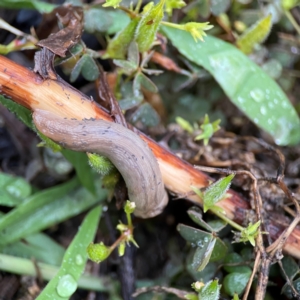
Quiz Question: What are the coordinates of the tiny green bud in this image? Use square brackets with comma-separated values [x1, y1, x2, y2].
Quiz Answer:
[191, 281, 204, 292]
[184, 22, 213, 42]
[116, 223, 128, 232]
[102, 171, 119, 189]
[87, 153, 115, 175]
[124, 200, 136, 214]
[87, 242, 111, 263]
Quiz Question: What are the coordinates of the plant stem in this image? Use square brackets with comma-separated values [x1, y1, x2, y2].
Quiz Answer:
[285, 10, 300, 36]
[134, 0, 143, 13]
[161, 21, 184, 30]
[0, 254, 111, 292]
[210, 206, 245, 232]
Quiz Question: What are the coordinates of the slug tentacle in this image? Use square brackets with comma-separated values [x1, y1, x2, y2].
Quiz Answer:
[33, 109, 168, 218]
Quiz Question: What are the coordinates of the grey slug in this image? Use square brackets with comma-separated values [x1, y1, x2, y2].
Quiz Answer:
[33, 109, 168, 218]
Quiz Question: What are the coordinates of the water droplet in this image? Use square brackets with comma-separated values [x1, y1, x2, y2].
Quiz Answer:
[75, 254, 84, 266]
[197, 241, 204, 248]
[237, 96, 245, 103]
[274, 117, 292, 145]
[260, 106, 267, 115]
[250, 89, 264, 102]
[274, 98, 279, 104]
[204, 237, 209, 243]
[266, 89, 270, 94]
[254, 118, 259, 124]
[191, 243, 196, 248]
[268, 102, 274, 109]
[6, 185, 21, 198]
[268, 119, 273, 125]
[56, 274, 77, 297]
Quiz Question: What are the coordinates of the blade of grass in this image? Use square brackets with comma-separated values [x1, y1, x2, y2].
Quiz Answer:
[0, 253, 110, 292]
[0, 177, 107, 245]
[0, 171, 32, 207]
[0, 233, 65, 266]
[62, 150, 96, 195]
[36, 205, 102, 299]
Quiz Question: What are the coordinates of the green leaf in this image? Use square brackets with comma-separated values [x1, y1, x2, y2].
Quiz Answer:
[62, 150, 96, 195]
[81, 55, 100, 81]
[84, 8, 113, 33]
[206, 219, 227, 232]
[0, 0, 56, 13]
[0, 172, 31, 207]
[199, 174, 234, 212]
[176, 116, 194, 134]
[103, 0, 122, 9]
[162, 26, 300, 146]
[135, 72, 158, 93]
[106, 10, 130, 35]
[223, 271, 251, 296]
[283, 277, 300, 299]
[236, 15, 272, 54]
[130, 103, 160, 127]
[0, 253, 110, 292]
[36, 205, 102, 299]
[210, 237, 228, 262]
[211, 0, 231, 16]
[177, 224, 215, 271]
[223, 253, 252, 274]
[37, 131, 62, 152]
[281, 256, 299, 280]
[0, 233, 65, 266]
[0, 178, 106, 246]
[0, 95, 33, 129]
[113, 59, 138, 73]
[198, 279, 221, 300]
[135, 0, 165, 52]
[70, 54, 99, 82]
[104, 18, 139, 59]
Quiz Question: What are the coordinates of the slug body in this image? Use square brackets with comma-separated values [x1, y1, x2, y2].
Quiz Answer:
[33, 110, 168, 218]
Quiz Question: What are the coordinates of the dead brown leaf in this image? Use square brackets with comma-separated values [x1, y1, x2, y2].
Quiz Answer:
[36, 5, 83, 57]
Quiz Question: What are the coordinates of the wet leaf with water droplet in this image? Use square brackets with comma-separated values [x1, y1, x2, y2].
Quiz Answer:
[177, 224, 216, 271]
[0, 172, 32, 207]
[56, 274, 78, 297]
[162, 26, 300, 145]
[36, 206, 102, 299]
[187, 207, 213, 232]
